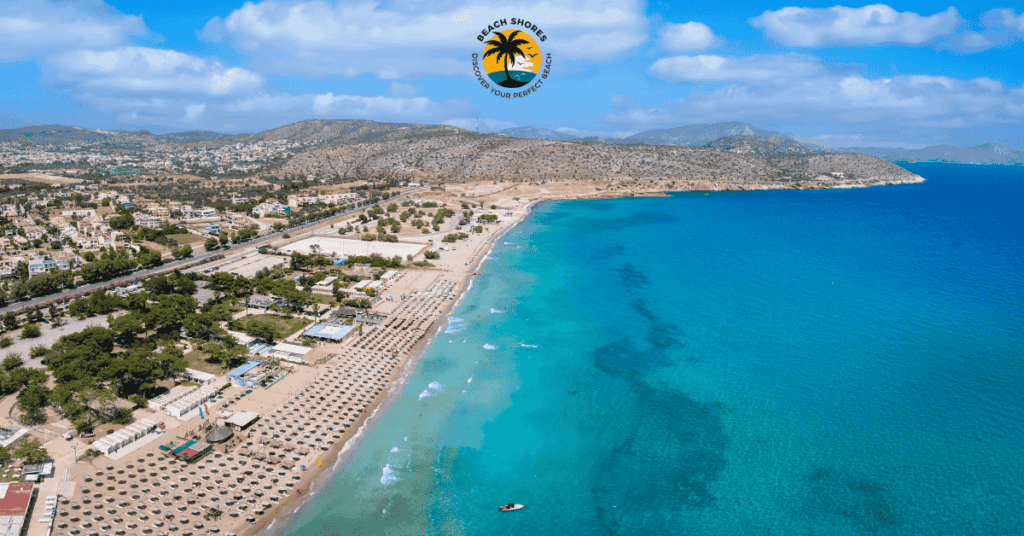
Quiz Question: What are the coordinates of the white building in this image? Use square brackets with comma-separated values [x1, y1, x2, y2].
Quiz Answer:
[264, 342, 315, 365]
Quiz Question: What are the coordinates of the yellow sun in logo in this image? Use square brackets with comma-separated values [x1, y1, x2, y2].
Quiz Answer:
[482, 30, 542, 89]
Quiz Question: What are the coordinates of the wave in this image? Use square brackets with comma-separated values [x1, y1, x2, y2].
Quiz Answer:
[444, 316, 467, 334]
[418, 390, 433, 400]
[490, 308, 505, 314]
[520, 343, 538, 348]
[483, 343, 496, 350]
[467, 377, 473, 383]
[428, 381, 445, 392]
[381, 464, 399, 485]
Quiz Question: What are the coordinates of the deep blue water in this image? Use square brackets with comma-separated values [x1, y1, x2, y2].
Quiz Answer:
[281, 163, 1023, 535]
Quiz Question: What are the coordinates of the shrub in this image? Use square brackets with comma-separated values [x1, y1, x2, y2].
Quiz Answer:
[21, 324, 40, 339]
[0, 337, 11, 348]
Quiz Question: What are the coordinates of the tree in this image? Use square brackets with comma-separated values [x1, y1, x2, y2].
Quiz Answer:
[17, 383, 50, 424]
[172, 244, 193, 259]
[21, 324, 40, 339]
[2, 313, 18, 332]
[218, 231, 230, 246]
[204, 237, 219, 251]
[2, 354, 22, 371]
[13, 438, 49, 463]
[109, 211, 135, 230]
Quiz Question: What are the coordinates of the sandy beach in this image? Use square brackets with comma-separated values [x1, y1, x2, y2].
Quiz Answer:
[26, 172, 932, 536]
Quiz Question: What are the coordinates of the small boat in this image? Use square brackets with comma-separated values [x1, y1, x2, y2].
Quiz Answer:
[499, 503, 524, 512]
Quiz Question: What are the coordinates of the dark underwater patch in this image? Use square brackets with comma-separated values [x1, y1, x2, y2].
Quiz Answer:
[615, 263, 650, 287]
[588, 296, 723, 533]
[801, 468, 899, 532]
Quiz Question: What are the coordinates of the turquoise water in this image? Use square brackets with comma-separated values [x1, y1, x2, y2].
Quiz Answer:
[488, 70, 535, 85]
[281, 163, 1023, 535]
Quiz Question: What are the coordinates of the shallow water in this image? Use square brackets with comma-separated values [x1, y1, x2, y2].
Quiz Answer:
[282, 163, 1023, 536]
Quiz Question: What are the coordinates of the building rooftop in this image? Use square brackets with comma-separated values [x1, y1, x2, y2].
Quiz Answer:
[228, 361, 260, 377]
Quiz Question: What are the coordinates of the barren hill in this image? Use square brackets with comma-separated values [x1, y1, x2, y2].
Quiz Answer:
[279, 131, 920, 188]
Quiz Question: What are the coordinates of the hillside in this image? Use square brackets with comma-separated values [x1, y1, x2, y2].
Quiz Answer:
[278, 130, 920, 189]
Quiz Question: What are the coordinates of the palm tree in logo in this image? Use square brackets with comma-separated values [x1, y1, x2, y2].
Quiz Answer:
[484, 31, 531, 88]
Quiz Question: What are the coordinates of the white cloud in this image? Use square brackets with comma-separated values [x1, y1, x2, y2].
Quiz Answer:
[201, 0, 648, 78]
[959, 32, 994, 50]
[45, 47, 264, 97]
[312, 92, 436, 117]
[648, 54, 828, 85]
[659, 21, 722, 52]
[609, 72, 1023, 127]
[988, 8, 1024, 32]
[750, 4, 961, 47]
[0, 0, 146, 61]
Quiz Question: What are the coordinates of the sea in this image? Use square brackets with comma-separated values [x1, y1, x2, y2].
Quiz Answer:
[279, 163, 1023, 536]
[487, 70, 535, 85]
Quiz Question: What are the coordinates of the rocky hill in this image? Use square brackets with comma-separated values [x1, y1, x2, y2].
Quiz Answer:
[278, 130, 920, 188]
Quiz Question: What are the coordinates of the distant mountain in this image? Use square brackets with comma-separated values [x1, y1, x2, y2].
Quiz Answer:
[705, 135, 812, 154]
[0, 124, 114, 143]
[625, 122, 789, 146]
[846, 143, 1024, 165]
[236, 119, 462, 145]
[496, 121, 835, 153]
[497, 126, 580, 141]
[157, 130, 230, 143]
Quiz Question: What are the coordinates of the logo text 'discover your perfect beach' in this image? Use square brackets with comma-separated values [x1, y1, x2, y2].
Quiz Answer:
[472, 18, 551, 98]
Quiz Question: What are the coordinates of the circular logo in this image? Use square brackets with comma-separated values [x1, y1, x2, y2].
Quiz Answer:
[482, 30, 541, 89]
[471, 19, 551, 99]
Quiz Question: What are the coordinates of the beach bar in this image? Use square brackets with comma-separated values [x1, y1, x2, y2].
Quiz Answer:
[303, 323, 355, 343]
[228, 361, 263, 387]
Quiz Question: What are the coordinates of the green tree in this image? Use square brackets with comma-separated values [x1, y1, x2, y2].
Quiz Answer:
[109, 211, 135, 230]
[204, 237, 219, 251]
[172, 244, 193, 259]
[2, 354, 22, 371]
[21, 324, 40, 339]
[13, 438, 49, 463]
[17, 383, 49, 424]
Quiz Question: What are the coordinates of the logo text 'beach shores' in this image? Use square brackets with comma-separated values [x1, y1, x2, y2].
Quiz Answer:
[471, 18, 551, 99]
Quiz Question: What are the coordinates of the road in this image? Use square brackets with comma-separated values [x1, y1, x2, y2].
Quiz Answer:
[0, 188, 426, 315]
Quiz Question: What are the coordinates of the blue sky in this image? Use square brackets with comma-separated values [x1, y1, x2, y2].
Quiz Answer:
[1, 0, 1022, 148]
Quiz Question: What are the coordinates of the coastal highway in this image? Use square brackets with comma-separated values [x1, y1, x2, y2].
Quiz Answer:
[0, 187, 426, 316]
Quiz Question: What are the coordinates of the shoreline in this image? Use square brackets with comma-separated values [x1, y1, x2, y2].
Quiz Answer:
[245, 177, 928, 535]
[255, 201, 537, 536]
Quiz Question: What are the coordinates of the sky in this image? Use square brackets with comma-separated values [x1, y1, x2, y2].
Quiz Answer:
[1, 0, 1022, 148]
